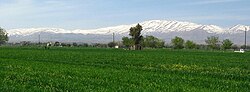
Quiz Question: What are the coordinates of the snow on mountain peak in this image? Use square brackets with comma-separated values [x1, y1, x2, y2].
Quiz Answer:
[229, 25, 250, 33]
[230, 25, 250, 31]
[8, 28, 72, 36]
[198, 25, 225, 33]
[141, 20, 201, 32]
[6, 20, 250, 36]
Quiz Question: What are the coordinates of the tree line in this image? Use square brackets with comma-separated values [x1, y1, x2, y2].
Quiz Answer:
[169, 36, 235, 50]
[119, 24, 244, 50]
[0, 25, 248, 50]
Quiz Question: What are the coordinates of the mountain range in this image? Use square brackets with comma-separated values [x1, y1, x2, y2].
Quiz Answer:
[6, 20, 250, 45]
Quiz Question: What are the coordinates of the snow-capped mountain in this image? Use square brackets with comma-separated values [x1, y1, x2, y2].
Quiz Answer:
[228, 25, 250, 33]
[8, 20, 228, 36]
[8, 28, 73, 36]
[6, 20, 250, 44]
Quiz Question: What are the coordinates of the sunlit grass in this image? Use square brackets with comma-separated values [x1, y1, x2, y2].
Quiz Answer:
[0, 47, 249, 91]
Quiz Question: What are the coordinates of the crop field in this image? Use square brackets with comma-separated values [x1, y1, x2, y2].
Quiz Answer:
[0, 47, 249, 91]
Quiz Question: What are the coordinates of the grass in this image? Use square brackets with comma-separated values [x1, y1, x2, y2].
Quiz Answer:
[0, 47, 249, 91]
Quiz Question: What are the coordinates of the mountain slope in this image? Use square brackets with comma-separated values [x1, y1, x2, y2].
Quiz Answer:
[6, 20, 250, 44]
[228, 25, 250, 33]
[7, 20, 227, 36]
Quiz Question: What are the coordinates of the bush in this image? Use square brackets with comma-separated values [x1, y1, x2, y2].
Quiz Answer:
[171, 36, 184, 49]
[185, 40, 196, 49]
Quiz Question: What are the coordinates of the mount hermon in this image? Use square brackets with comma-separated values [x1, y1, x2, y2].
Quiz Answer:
[7, 20, 250, 44]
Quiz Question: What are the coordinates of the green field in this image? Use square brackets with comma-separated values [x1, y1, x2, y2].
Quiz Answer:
[0, 47, 249, 91]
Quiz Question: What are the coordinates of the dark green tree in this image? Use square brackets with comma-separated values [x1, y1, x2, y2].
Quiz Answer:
[143, 35, 165, 48]
[72, 42, 78, 47]
[185, 40, 196, 49]
[129, 24, 143, 50]
[171, 36, 184, 49]
[122, 37, 133, 48]
[205, 36, 220, 49]
[108, 42, 116, 48]
[83, 43, 89, 47]
[54, 41, 61, 46]
[232, 45, 239, 50]
[0, 27, 8, 45]
[221, 39, 233, 50]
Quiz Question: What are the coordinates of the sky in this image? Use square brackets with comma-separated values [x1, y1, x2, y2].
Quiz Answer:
[0, 0, 250, 30]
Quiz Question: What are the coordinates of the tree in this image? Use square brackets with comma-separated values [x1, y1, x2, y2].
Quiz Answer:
[221, 39, 233, 50]
[129, 24, 143, 50]
[171, 36, 184, 49]
[0, 27, 8, 45]
[72, 42, 78, 47]
[185, 40, 196, 49]
[108, 42, 116, 48]
[205, 36, 220, 49]
[122, 37, 133, 48]
[54, 41, 61, 46]
[143, 35, 165, 48]
[20, 41, 31, 46]
[83, 43, 89, 47]
[232, 45, 239, 50]
[196, 44, 208, 50]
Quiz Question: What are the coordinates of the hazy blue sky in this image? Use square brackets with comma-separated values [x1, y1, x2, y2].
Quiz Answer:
[0, 0, 250, 29]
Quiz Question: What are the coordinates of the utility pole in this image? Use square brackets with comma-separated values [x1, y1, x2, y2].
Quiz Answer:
[38, 34, 41, 46]
[112, 32, 115, 43]
[245, 27, 247, 50]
